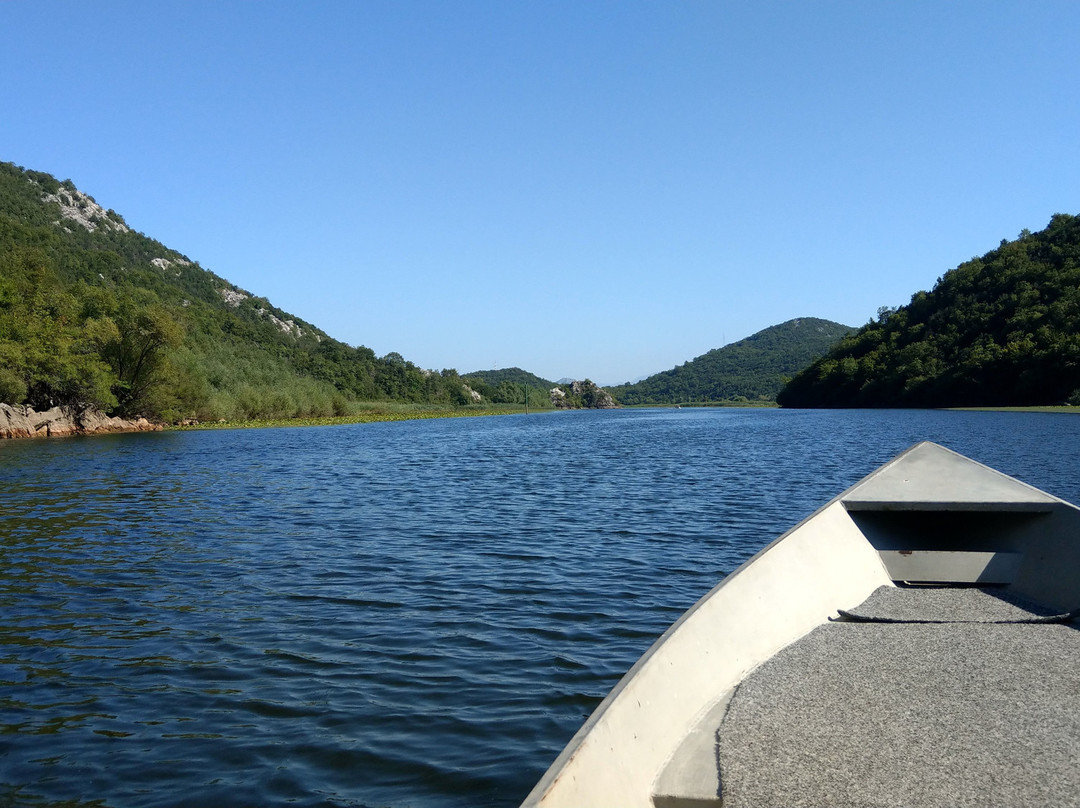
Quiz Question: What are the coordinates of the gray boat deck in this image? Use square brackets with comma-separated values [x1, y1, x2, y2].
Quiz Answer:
[714, 586, 1080, 807]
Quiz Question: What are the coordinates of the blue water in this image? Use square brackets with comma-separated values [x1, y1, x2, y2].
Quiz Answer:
[2, 408, 1079, 807]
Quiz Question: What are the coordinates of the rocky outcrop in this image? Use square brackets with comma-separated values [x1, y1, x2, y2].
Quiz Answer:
[219, 288, 248, 307]
[0, 404, 161, 439]
[40, 185, 130, 234]
[549, 380, 618, 409]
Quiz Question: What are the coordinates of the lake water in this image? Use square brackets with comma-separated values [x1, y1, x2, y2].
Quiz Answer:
[2, 408, 1079, 807]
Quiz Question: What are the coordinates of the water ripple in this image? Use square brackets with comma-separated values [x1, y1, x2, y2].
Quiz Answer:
[1, 409, 1079, 806]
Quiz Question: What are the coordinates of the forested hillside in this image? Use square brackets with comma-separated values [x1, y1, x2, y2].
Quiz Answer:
[461, 367, 554, 408]
[0, 162, 481, 422]
[612, 318, 854, 405]
[777, 214, 1080, 408]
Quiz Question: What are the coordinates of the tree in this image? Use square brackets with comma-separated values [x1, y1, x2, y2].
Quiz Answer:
[81, 286, 184, 416]
[0, 248, 116, 409]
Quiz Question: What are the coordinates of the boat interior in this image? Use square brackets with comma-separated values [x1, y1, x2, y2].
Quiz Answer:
[656, 443, 1080, 807]
[523, 443, 1080, 808]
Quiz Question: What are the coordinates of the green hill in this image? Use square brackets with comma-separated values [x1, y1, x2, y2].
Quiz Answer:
[777, 214, 1080, 408]
[0, 161, 481, 422]
[460, 367, 555, 408]
[462, 367, 554, 389]
[612, 318, 855, 405]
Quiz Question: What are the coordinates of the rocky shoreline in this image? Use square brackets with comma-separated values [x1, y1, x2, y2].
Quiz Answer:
[0, 403, 161, 439]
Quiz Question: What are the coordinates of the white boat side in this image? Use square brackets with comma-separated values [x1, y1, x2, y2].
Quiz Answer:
[519, 441, 1080, 808]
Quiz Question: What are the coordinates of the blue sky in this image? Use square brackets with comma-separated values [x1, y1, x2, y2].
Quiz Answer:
[2, 1, 1078, 384]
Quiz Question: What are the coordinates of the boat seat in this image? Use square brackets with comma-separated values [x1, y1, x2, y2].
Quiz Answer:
[877, 549, 1022, 583]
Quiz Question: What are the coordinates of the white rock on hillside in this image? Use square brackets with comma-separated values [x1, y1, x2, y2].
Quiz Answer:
[219, 288, 248, 307]
[40, 186, 130, 234]
[151, 257, 192, 272]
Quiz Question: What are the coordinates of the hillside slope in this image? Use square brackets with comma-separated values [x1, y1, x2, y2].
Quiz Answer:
[460, 367, 555, 408]
[612, 318, 854, 405]
[462, 367, 554, 389]
[0, 161, 477, 421]
[777, 214, 1080, 408]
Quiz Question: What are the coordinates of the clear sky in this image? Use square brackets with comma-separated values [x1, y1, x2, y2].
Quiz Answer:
[2, 1, 1078, 384]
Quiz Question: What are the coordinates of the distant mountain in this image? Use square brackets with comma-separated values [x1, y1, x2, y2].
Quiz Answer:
[608, 372, 656, 387]
[611, 318, 855, 405]
[0, 161, 482, 422]
[778, 214, 1080, 408]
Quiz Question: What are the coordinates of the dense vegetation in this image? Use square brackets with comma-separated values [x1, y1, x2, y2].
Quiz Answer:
[460, 367, 555, 409]
[0, 162, 487, 421]
[612, 318, 854, 405]
[777, 214, 1080, 408]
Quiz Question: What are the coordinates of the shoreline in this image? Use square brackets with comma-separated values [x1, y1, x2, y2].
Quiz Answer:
[0, 403, 162, 439]
[167, 405, 542, 432]
[944, 405, 1080, 414]
[0, 402, 546, 440]
[7, 401, 1076, 441]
